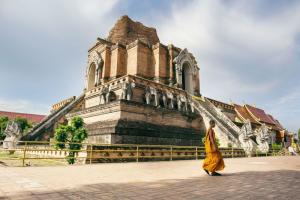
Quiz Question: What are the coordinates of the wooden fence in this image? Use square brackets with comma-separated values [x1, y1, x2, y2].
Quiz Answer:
[0, 140, 285, 167]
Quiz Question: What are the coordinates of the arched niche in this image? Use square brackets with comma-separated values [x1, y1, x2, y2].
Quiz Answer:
[182, 62, 193, 94]
[85, 51, 104, 91]
[87, 63, 96, 90]
[173, 48, 198, 95]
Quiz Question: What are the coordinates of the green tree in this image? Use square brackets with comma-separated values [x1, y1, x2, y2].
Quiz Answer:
[0, 116, 9, 140]
[14, 117, 32, 134]
[54, 117, 88, 164]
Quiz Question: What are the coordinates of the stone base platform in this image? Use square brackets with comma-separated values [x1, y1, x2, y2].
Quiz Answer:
[68, 100, 205, 146]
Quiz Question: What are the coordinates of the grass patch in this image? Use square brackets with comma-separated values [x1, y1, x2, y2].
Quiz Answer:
[0, 149, 68, 167]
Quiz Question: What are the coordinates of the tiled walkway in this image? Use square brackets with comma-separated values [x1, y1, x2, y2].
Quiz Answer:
[0, 156, 299, 199]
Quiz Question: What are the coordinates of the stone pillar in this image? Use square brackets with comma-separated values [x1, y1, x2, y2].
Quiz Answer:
[95, 59, 103, 86]
[168, 45, 174, 86]
[175, 64, 182, 88]
[101, 46, 111, 82]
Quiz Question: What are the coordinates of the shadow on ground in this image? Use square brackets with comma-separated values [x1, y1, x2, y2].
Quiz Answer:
[4, 170, 300, 200]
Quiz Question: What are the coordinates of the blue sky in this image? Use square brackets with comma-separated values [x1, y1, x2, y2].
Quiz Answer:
[0, 0, 299, 132]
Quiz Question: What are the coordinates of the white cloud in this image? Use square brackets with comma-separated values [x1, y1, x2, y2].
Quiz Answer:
[0, 98, 49, 115]
[157, 1, 299, 82]
[157, 0, 300, 74]
[0, 0, 120, 114]
[158, 0, 300, 61]
[155, 0, 300, 131]
[0, 0, 120, 38]
[265, 87, 300, 132]
[76, 0, 118, 20]
[203, 64, 279, 95]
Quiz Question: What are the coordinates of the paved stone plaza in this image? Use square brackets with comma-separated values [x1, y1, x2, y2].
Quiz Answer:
[0, 156, 299, 199]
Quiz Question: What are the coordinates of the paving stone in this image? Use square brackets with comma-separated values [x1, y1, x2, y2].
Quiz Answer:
[0, 157, 299, 199]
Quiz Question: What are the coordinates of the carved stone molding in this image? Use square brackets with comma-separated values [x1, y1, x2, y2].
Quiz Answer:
[173, 49, 198, 74]
[86, 51, 104, 88]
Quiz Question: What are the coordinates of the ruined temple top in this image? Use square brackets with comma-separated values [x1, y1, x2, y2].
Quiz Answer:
[106, 15, 160, 46]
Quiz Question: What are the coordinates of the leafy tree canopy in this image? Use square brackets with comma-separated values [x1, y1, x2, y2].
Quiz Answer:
[0, 116, 9, 140]
[14, 117, 32, 133]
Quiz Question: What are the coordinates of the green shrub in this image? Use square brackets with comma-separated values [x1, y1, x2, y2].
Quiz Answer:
[54, 117, 87, 164]
[0, 116, 9, 140]
[14, 117, 32, 134]
[271, 143, 282, 150]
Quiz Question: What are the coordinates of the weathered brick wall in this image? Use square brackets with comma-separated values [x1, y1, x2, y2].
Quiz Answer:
[107, 15, 159, 46]
[137, 43, 154, 78]
[127, 45, 138, 75]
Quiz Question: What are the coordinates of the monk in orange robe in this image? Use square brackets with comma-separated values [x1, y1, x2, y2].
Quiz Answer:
[203, 120, 225, 176]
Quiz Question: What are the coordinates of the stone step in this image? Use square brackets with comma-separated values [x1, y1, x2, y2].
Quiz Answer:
[23, 94, 85, 140]
[190, 95, 241, 147]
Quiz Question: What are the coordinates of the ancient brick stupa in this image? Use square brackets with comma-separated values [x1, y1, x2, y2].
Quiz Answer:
[74, 15, 203, 145]
[26, 16, 285, 153]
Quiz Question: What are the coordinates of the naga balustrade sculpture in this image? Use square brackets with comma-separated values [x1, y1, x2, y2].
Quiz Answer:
[3, 121, 22, 154]
[255, 123, 270, 153]
[238, 119, 256, 156]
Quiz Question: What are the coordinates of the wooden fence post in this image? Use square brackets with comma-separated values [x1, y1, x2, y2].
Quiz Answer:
[231, 147, 234, 158]
[89, 145, 93, 164]
[22, 141, 27, 167]
[170, 147, 173, 161]
[195, 147, 198, 160]
[136, 146, 139, 162]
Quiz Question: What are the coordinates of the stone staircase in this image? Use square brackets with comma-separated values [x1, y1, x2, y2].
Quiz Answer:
[190, 95, 241, 147]
[23, 94, 85, 141]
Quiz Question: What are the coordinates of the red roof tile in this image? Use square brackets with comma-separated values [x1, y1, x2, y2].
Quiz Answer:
[267, 114, 284, 130]
[0, 111, 46, 124]
[245, 105, 276, 125]
[234, 104, 258, 124]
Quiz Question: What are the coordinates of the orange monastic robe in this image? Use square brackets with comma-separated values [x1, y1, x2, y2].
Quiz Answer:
[202, 128, 225, 172]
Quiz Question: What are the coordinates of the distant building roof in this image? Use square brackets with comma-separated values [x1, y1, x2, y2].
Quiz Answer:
[244, 105, 276, 125]
[0, 111, 46, 124]
[205, 97, 285, 131]
[234, 104, 258, 124]
[267, 114, 285, 130]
